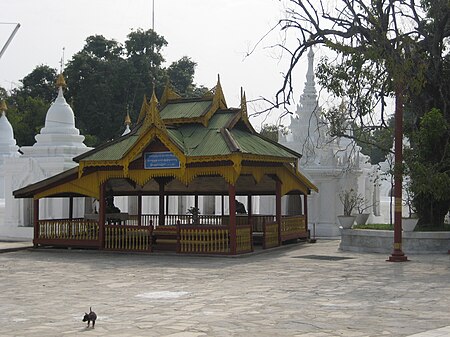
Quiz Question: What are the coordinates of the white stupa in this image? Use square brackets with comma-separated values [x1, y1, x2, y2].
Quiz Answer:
[277, 47, 379, 237]
[0, 101, 20, 200]
[0, 101, 20, 157]
[20, 74, 88, 160]
[1, 74, 92, 239]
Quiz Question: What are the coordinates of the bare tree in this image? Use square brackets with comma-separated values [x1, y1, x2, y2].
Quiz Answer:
[250, 0, 450, 256]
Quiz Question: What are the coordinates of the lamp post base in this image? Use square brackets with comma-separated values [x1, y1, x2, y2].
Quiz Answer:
[387, 249, 409, 262]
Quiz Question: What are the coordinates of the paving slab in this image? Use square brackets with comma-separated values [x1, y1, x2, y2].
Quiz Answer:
[0, 240, 449, 336]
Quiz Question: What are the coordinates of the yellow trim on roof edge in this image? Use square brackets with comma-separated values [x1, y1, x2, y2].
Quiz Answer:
[37, 162, 315, 199]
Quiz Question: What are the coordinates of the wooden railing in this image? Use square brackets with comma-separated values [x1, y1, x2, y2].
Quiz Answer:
[35, 214, 305, 252]
[126, 214, 279, 228]
[179, 226, 230, 254]
[252, 215, 276, 232]
[281, 215, 307, 241]
[263, 222, 280, 249]
[236, 225, 252, 253]
[36, 218, 99, 247]
[104, 225, 152, 252]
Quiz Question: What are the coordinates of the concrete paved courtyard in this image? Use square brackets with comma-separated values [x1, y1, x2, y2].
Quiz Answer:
[0, 240, 449, 337]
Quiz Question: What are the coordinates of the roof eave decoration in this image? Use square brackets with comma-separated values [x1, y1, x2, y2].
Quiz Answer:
[160, 82, 182, 107]
[36, 171, 101, 199]
[199, 75, 228, 127]
[283, 163, 318, 194]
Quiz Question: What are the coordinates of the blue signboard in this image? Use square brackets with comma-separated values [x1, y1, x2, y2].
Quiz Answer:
[144, 152, 180, 169]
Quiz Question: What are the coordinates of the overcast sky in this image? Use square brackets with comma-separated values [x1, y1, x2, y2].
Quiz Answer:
[0, 0, 319, 129]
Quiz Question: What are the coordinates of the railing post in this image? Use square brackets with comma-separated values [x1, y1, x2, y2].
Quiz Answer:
[159, 180, 165, 226]
[138, 194, 142, 226]
[68, 197, 74, 238]
[33, 198, 39, 247]
[303, 194, 308, 233]
[99, 183, 106, 249]
[176, 220, 181, 253]
[247, 195, 253, 251]
[228, 184, 237, 255]
[262, 219, 266, 250]
[276, 179, 282, 246]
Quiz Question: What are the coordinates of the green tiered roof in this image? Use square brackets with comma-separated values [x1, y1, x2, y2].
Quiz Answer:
[75, 78, 301, 165]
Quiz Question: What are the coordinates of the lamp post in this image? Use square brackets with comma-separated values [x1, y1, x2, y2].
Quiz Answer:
[388, 87, 408, 262]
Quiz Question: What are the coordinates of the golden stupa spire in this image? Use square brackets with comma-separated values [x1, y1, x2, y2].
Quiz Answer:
[0, 100, 8, 112]
[56, 73, 66, 88]
[124, 111, 132, 126]
[56, 47, 67, 88]
[121, 107, 132, 136]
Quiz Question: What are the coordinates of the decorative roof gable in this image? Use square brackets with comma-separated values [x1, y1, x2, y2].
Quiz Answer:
[142, 89, 167, 133]
[159, 82, 182, 107]
[160, 75, 227, 127]
[226, 88, 256, 133]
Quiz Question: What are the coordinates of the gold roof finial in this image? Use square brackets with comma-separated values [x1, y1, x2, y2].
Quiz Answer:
[0, 100, 8, 112]
[212, 74, 227, 109]
[240, 88, 247, 111]
[56, 47, 67, 88]
[56, 73, 66, 88]
[150, 86, 159, 106]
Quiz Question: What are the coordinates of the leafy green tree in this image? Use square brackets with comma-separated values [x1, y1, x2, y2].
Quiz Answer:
[19, 65, 58, 102]
[259, 124, 279, 142]
[63, 29, 205, 145]
[354, 117, 395, 165]
[6, 95, 48, 146]
[1, 65, 56, 146]
[259, 124, 290, 142]
[83, 35, 123, 60]
[167, 56, 195, 95]
[64, 35, 134, 143]
[405, 109, 450, 226]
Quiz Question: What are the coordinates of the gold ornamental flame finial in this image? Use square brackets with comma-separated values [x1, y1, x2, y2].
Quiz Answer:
[0, 100, 7, 112]
[56, 73, 66, 88]
[124, 111, 131, 126]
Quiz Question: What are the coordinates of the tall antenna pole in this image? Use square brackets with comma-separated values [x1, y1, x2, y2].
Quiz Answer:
[152, 0, 155, 31]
